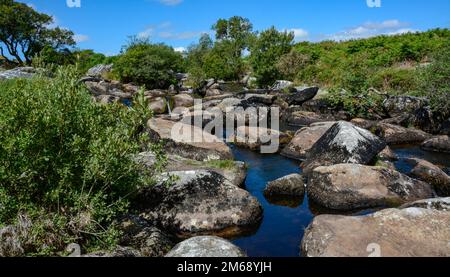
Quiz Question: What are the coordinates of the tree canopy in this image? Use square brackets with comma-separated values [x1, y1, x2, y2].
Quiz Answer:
[0, 0, 75, 65]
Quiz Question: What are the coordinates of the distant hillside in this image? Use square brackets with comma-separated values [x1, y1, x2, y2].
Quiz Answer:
[289, 28, 450, 94]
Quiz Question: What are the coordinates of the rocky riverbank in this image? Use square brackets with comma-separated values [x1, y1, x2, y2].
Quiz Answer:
[48, 68, 450, 257]
[2, 65, 449, 257]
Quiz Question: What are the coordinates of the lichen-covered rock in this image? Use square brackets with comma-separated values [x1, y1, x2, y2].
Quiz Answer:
[377, 146, 398, 161]
[165, 236, 246, 257]
[0, 67, 35, 80]
[288, 86, 319, 105]
[281, 122, 335, 160]
[83, 246, 141, 257]
[116, 215, 174, 257]
[421, 135, 450, 153]
[173, 94, 194, 108]
[148, 97, 167, 114]
[244, 94, 276, 105]
[148, 118, 233, 161]
[374, 123, 432, 145]
[137, 170, 263, 238]
[287, 111, 335, 127]
[86, 64, 113, 78]
[136, 152, 247, 188]
[264, 174, 305, 197]
[383, 96, 428, 118]
[350, 118, 378, 130]
[301, 121, 386, 174]
[301, 205, 450, 257]
[230, 126, 291, 153]
[308, 164, 433, 210]
[400, 197, 450, 211]
[271, 80, 293, 91]
[406, 158, 450, 196]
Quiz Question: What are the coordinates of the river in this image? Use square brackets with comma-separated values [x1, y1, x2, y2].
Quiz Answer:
[229, 143, 450, 257]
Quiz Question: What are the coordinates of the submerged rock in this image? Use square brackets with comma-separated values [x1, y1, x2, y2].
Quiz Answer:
[165, 236, 246, 257]
[137, 170, 263, 238]
[406, 158, 450, 197]
[301, 204, 450, 257]
[301, 121, 386, 174]
[281, 122, 335, 160]
[308, 164, 433, 210]
[148, 118, 233, 161]
[421, 135, 450, 153]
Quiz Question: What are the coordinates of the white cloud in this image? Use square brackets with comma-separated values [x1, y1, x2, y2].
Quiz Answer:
[138, 21, 204, 41]
[325, 19, 413, 41]
[158, 31, 203, 40]
[286, 28, 309, 41]
[74, 34, 89, 43]
[138, 27, 154, 39]
[174, 47, 186, 53]
[387, 28, 416, 36]
[159, 0, 183, 6]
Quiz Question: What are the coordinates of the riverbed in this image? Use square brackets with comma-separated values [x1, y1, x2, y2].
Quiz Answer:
[230, 143, 450, 257]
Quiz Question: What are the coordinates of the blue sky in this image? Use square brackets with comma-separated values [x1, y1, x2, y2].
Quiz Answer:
[20, 0, 450, 55]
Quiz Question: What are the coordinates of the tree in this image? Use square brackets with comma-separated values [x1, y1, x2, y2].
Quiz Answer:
[249, 27, 294, 87]
[213, 16, 253, 59]
[114, 40, 185, 89]
[0, 0, 75, 65]
[210, 16, 254, 80]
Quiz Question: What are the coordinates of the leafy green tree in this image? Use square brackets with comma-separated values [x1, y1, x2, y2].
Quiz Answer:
[185, 34, 213, 87]
[0, 0, 75, 65]
[114, 40, 184, 89]
[249, 27, 294, 87]
[213, 16, 253, 58]
[38, 45, 75, 66]
[210, 16, 254, 80]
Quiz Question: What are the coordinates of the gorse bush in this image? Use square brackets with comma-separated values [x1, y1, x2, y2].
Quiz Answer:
[114, 39, 185, 89]
[0, 66, 159, 255]
[415, 43, 450, 117]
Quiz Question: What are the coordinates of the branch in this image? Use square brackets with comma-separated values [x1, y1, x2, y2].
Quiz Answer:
[0, 45, 16, 65]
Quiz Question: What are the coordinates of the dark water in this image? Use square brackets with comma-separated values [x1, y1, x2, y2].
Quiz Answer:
[229, 144, 450, 257]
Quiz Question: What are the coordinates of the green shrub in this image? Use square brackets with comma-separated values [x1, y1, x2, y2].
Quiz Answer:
[249, 27, 294, 87]
[415, 43, 450, 116]
[0, 66, 160, 255]
[368, 67, 418, 94]
[114, 41, 184, 89]
[325, 88, 385, 118]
